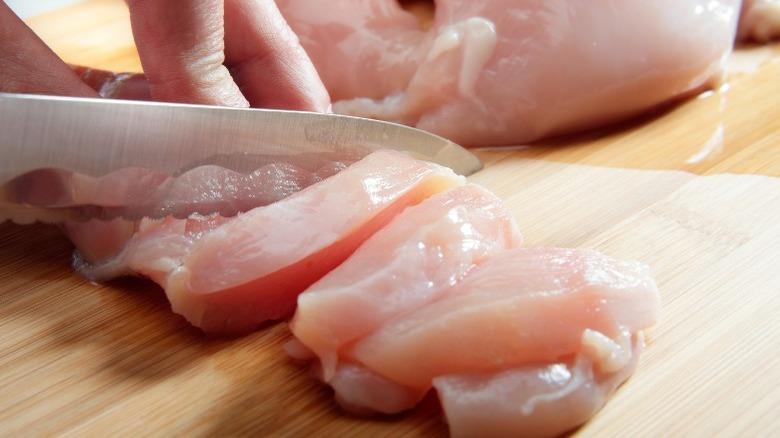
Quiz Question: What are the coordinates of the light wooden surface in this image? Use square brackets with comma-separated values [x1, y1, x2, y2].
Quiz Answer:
[2, 1, 779, 436]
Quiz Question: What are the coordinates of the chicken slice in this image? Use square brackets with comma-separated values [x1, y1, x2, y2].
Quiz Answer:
[434, 330, 644, 438]
[350, 248, 660, 390]
[76, 150, 463, 333]
[290, 183, 523, 380]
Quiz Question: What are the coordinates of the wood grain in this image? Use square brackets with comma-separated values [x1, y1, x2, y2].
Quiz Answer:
[3, 1, 780, 436]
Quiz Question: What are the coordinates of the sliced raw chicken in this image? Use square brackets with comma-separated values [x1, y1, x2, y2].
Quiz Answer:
[2, 155, 350, 222]
[276, 0, 742, 145]
[50, 142, 661, 433]
[49, 157, 351, 261]
[75, 150, 464, 333]
[434, 331, 644, 438]
[290, 183, 523, 380]
[59, 154, 374, 263]
[289, 243, 660, 435]
[349, 248, 659, 389]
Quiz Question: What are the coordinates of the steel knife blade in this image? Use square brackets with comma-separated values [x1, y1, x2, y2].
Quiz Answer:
[0, 93, 482, 223]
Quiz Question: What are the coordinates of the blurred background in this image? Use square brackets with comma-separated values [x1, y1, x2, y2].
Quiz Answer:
[6, 0, 84, 19]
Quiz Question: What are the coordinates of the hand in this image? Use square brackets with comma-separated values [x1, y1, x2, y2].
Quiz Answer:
[0, 0, 331, 112]
[0, 1, 99, 98]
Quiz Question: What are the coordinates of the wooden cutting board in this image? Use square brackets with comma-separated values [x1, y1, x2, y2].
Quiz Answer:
[2, 1, 779, 436]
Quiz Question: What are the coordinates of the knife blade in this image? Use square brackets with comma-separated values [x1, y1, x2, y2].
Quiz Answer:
[0, 93, 482, 223]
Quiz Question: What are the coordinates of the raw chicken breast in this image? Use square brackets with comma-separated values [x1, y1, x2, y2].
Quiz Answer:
[434, 331, 644, 438]
[288, 195, 660, 436]
[277, 0, 741, 145]
[71, 1, 780, 146]
[290, 184, 523, 381]
[76, 150, 464, 333]
[3, 160, 345, 222]
[53, 157, 351, 261]
[349, 248, 659, 390]
[53, 143, 660, 433]
[270, 0, 426, 101]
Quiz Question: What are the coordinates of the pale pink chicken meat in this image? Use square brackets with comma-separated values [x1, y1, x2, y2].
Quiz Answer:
[348, 248, 659, 390]
[75, 150, 464, 333]
[69, 1, 779, 145]
[55, 149, 662, 434]
[434, 332, 644, 438]
[287, 181, 660, 435]
[276, 0, 745, 145]
[3, 160, 346, 221]
[290, 183, 523, 382]
[52, 157, 352, 261]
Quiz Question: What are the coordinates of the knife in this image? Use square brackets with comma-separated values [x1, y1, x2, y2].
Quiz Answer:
[0, 93, 482, 223]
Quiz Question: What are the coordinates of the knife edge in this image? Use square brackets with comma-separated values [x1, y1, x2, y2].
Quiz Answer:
[1, 93, 482, 181]
[0, 93, 482, 222]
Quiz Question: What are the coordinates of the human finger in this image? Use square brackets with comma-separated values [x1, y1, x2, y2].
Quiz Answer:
[125, 0, 248, 106]
[0, 2, 99, 97]
[223, 0, 331, 112]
